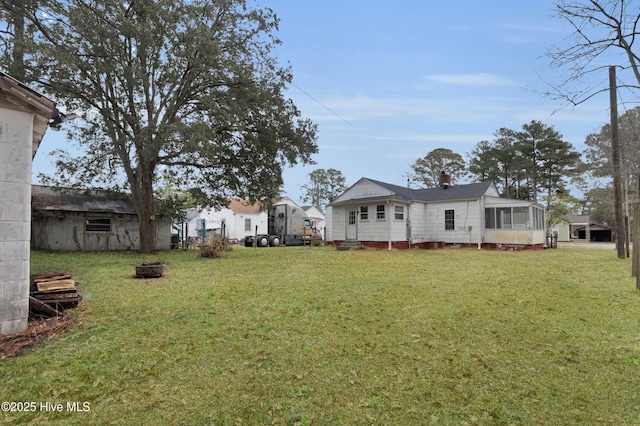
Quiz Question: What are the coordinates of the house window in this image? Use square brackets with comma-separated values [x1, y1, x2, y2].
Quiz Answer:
[445, 209, 455, 230]
[360, 206, 368, 221]
[244, 218, 251, 232]
[86, 217, 111, 233]
[348, 210, 357, 225]
[394, 205, 404, 220]
[376, 205, 385, 220]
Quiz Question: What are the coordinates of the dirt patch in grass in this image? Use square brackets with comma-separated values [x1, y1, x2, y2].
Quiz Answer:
[0, 307, 83, 360]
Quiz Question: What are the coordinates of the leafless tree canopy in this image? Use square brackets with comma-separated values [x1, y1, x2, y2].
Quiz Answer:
[548, 0, 640, 104]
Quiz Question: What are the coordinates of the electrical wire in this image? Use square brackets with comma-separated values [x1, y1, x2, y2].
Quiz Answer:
[287, 81, 370, 138]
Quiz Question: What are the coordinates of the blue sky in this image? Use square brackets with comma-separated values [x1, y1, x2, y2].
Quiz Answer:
[33, 1, 619, 204]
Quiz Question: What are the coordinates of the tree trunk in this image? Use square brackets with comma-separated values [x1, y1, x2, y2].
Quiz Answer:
[138, 160, 157, 254]
[9, 8, 25, 81]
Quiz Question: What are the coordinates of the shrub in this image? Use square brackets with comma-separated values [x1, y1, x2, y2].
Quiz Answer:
[199, 238, 230, 258]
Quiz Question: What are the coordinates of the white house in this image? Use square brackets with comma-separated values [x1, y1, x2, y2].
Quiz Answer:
[326, 177, 546, 250]
[185, 199, 267, 243]
[0, 72, 56, 335]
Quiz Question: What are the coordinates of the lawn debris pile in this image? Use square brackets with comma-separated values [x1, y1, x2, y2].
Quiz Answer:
[0, 271, 84, 360]
[0, 309, 81, 360]
[30, 270, 82, 316]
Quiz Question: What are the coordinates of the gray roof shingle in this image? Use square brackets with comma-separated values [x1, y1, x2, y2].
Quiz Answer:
[32, 185, 137, 215]
[338, 178, 494, 204]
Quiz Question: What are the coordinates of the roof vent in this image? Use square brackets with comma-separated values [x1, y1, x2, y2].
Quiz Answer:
[440, 171, 451, 189]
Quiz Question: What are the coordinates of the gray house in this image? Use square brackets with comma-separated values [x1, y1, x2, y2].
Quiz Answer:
[32, 185, 171, 251]
[0, 72, 56, 335]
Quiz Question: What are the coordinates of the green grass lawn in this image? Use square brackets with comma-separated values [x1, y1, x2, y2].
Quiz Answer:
[1, 246, 639, 425]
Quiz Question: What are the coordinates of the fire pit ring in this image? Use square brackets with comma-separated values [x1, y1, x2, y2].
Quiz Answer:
[135, 262, 165, 278]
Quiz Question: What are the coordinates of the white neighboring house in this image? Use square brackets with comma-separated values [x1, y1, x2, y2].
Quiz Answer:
[301, 205, 325, 239]
[185, 199, 267, 243]
[326, 177, 546, 250]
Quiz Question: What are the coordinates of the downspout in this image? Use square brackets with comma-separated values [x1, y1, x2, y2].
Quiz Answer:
[387, 200, 392, 250]
[406, 179, 411, 249]
[477, 196, 483, 250]
[407, 202, 411, 249]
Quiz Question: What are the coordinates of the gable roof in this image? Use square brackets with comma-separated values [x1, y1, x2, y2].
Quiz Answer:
[330, 177, 495, 205]
[301, 205, 325, 220]
[32, 185, 137, 215]
[574, 223, 612, 231]
[412, 181, 495, 202]
[227, 199, 262, 214]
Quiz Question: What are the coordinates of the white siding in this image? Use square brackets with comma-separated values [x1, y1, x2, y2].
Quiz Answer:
[186, 207, 267, 240]
[408, 202, 428, 243]
[331, 202, 408, 243]
[331, 206, 346, 240]
[219, 208, 266, 240]
[331, 179, 394, 203]
[426, 200, 482, 244]
[325, 206, 333, 241]
[357, 203, 393, 242]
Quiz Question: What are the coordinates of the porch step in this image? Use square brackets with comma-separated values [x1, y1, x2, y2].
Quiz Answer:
[336, 240, 362, 251]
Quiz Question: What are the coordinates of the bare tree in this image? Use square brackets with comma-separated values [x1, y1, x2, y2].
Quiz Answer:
[547, 0, 640, 104]
[548, 0, 639, 260]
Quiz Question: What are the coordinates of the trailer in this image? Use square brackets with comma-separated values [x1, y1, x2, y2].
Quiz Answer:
[245, 203, 317, 247]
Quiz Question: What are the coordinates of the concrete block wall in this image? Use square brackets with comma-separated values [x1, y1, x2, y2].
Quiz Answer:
[0, 109, 33, 334]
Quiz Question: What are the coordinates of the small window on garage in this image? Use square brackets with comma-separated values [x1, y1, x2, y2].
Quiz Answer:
[376, 205, 385, 220]
[86, 217, 111, 232]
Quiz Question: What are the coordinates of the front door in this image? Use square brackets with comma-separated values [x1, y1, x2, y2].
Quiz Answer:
[347, 209, 357, 240]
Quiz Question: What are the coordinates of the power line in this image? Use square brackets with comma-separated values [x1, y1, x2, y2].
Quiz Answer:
[287, 81, 369, 137]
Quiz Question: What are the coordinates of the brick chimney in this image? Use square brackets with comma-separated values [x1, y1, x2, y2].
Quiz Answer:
[439, 171, 451, 189]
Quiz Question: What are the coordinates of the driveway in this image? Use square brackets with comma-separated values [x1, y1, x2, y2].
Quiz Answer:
[557, 241, 617, 250]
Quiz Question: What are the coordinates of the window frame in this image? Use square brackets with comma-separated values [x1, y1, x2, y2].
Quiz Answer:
[86, 217, 111, 233]
[376, 204, 385, 220]
[360, 206, 369, 221]
[394, 205, 404, 221]
[348, 209, 357, 225]
[444, 209, 455, 231]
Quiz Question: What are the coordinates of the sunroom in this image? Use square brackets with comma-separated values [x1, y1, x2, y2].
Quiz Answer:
[482, 200, 545, 248]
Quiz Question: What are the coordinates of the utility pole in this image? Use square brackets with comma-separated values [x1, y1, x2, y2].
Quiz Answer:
[610, 66, 626, 259]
